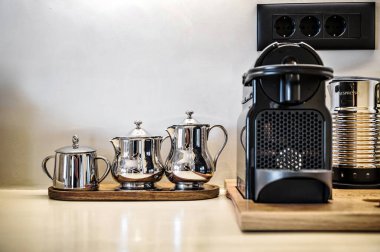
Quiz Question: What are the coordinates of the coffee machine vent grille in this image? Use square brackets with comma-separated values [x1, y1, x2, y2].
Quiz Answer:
[255, 110, 325, 170]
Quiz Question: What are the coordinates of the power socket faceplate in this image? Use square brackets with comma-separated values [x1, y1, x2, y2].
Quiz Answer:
[257, 2, 375, 51]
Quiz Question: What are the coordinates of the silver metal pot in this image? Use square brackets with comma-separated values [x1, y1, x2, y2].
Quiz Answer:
[328, 77, 380, 187]
[42, 135, 111, 190]
[165, 111, 228, 190]
[110, 121, 166, 190]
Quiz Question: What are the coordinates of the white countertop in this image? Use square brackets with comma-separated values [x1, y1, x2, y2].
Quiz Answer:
[0, 189, 379, 252]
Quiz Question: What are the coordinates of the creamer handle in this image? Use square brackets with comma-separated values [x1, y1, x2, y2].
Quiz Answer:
[95, 156, 111, 183]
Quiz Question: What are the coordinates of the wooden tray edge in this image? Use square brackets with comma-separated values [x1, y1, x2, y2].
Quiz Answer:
[48, 183, 220, 201]
[225, 179, 380, 232]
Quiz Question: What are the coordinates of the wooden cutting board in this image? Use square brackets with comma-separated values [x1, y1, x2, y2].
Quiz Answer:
[225, 179, 380, 231]
[48, 183, 219, 201]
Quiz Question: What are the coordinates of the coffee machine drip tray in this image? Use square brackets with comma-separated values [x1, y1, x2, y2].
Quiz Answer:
[254, 170, 331, 203]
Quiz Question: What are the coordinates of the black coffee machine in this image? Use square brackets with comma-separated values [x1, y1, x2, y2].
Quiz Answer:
[237, 42, 334, 203]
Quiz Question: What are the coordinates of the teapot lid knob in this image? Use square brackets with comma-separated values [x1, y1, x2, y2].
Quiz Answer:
[134, 120, 142, 129]
[127, 120, 151, 137]
[72, 135, 79, 149]
[181, 110, 202, 125]
[185, 110, 194, 119]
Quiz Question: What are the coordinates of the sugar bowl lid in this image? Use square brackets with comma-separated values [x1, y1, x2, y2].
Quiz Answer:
[55, 135, 96, 154]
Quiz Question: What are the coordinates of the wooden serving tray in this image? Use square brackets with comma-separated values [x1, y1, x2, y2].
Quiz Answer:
[225, 179, 380, 231]
[48, 183, 219, 201]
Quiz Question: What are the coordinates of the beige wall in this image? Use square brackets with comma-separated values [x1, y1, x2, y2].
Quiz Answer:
[0, 0, 379, 188]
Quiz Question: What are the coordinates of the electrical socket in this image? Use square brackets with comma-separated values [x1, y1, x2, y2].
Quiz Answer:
[257, 2, 375, 50]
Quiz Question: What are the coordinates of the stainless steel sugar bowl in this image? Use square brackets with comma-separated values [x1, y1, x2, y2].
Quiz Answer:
[165, 111, 228, 190]
[110, 121, 166, 190]
[42, 135, 111, 190]
[329, 77, 380, 188]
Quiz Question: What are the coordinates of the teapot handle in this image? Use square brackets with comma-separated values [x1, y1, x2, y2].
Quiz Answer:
[95, 156, 111, 183]
[208, 125, 228, 168]
[42, 155, 55, 180]
[161, 135, 172, 167]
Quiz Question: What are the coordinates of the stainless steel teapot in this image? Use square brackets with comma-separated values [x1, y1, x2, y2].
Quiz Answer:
[165, 111, 228, 190]
[42, 135, 111, 190]
[110, 121, 166, 190]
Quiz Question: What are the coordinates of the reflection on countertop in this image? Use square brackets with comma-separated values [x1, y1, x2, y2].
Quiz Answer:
[0, 190, 379, 252]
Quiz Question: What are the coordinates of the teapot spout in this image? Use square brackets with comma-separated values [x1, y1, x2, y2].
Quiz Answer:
[110, 138, 120, 154]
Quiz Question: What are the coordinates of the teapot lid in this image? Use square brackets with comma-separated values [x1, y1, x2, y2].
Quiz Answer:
[126, 121, 156, 138]
[175, 111, 209, 126]
[55, 135, 96, 154]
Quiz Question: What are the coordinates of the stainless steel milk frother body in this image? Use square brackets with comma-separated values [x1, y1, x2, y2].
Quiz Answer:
[329, 77, 380, 188]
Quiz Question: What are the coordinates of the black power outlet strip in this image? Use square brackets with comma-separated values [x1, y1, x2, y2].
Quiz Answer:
[257, 2, 375, 50]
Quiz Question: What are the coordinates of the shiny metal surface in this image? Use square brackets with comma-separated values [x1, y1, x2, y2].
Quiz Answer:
[41, 135, 111, 190]
[165, 111, 228, 190]
[329, 78, 380, 169]
[110, 122, 165, 190]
